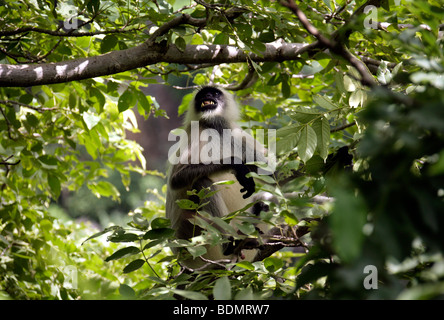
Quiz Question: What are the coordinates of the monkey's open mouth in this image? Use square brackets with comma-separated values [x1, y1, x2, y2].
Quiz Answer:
[201, 99, 217, 108]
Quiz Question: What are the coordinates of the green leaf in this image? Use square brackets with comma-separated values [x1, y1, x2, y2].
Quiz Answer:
[88, 181, 120, 200]
[123, 259, 145, 273]
[234, 287, 254, 300]
[105, 246, 140, 262]
[335, 72, 346, 93]
[108, 232, 140, 243]
[175, 36, 187, 52]
[176, 199, 200, 210]
[211, 217, 238, 236]
[212, 180, 235, 186]
[349, 89, 364, 108]
[236, 222, 256, 235]
[171, 289, 208, 300]
[89, 87, 106, 112]
[343, 75, 357, 92]
[236, 261, 254, 270]
[305, 155, 325, 175]
[87, 0, 100, 14]
[38, 155, 58, 167]
[398, 282, 444, 300]
[281, 74, 291, 98]
[312, 117, 330, 160]
[118, 89, 135, 113]
[258, 31, 275, 43]
[295, 262, 332, 290]
[81, 226, 123, 245]
[276, 123, 302, 154]
[5, 106, 20, 128]
[193, 73, 207, 85]
[178, 93, 193, 116]
[119, 284, 136, 298]
[262, 103, 277, 116]
[276, 123, 301, 137]
[251, 39, 266, 53]
[26, 113, 39, 127]
[132, 213, 149, 229]
[143, 239, 164, 251]
[214, 32, 229, 45]
[298, 125, 317, 162]
[328, 177, 367, 263]
[82, 112, 101, 130]
[47, 174, 61, 198]
[277, 132, 300, 154]
[313, 95, 337, 111]
[135, 90, 151, 116]
[187, 245, 207, 258]
[267, 74, 282, 86]
[151, 217, 171, 229]
[377, 61, 391, 85]
[143, 228, 175, 240]
[236, 23, 252, 39]
[264, 257, 283, 272]
[101, 35, 118, 53]
[213, 276, 232, 300]
[291, 107, 320, 124]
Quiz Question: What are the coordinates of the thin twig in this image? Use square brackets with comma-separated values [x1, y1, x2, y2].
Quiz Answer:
[0, 155, 20, 166]
[0, 100, 57, 113]
[281, 0, 378, 88]
[0, 106, 13, 140]
[331, 121, 356, 133]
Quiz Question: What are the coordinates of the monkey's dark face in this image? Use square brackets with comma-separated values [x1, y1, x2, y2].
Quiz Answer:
[194, 86, 224, 113]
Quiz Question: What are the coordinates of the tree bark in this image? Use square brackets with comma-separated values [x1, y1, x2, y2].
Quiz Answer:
[0, 41, 317, 87]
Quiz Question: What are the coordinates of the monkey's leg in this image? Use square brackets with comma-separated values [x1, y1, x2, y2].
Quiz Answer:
[176, 177, 230, 238]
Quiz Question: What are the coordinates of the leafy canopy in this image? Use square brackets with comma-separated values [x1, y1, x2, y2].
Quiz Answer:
[1, 0, 444, 300]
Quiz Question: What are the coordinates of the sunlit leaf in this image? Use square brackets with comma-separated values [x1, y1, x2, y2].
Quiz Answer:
[298, 125, 317, 162]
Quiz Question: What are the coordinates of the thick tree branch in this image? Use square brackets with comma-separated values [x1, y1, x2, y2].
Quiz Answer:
[0, 41, 316, 87]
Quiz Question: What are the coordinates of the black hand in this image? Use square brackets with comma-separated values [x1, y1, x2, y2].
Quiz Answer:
[234, 164, 255, 198]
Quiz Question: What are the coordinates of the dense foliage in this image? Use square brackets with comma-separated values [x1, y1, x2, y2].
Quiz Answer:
[1, 0, 444, 299]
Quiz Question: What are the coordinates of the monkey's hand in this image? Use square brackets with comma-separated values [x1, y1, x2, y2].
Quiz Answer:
[233, 164, 255, 199]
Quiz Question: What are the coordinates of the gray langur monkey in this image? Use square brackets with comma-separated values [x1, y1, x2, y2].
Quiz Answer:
[166, 85, 273, 269]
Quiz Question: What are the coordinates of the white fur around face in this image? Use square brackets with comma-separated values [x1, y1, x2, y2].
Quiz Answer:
[184, 86, 240, 125]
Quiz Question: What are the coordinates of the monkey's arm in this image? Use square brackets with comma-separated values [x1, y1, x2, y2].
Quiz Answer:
[232, 163, 256, 198]
[170, 158, 256, 198]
